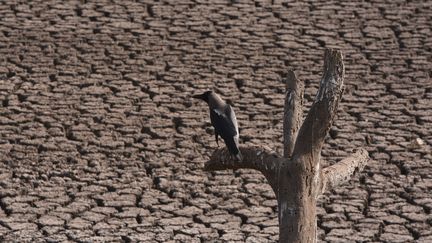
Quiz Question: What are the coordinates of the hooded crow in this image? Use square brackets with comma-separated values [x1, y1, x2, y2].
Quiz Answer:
[193, 91, 242, 161]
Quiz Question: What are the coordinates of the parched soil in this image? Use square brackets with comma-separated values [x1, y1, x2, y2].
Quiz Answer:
[0, 0, 431, 242]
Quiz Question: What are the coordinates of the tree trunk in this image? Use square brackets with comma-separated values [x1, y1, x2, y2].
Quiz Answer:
[203, 49, 370, 242]
[277, 162, 318, 243]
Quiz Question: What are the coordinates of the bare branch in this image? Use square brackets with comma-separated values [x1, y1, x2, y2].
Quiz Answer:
[283, 70, 304, 158]
[319, 148, 369, 194]
[205, 146, 285, 194]
[205, 146, 282, 174]
[293, 49, 345, 164]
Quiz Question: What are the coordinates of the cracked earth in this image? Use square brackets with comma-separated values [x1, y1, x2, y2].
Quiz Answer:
[0, 0, 431, 242]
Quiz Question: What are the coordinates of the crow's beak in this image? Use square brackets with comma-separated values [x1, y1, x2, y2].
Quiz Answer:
[192, 94, 204, 100]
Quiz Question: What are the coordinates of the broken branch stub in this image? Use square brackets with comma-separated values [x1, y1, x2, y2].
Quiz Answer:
[283, 70, 304, 158]
[320, 148, 369, 194]
[293, 49, 345, 164]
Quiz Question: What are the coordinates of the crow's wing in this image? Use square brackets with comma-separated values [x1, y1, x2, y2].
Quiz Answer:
[210, 105, 238, 140]
[226, 105, 239, 137]
[210, 105, 241, 158]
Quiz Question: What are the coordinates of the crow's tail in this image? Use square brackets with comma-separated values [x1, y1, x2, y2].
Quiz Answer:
[225, 136, 242, 161]
[235, 150, 243, 162]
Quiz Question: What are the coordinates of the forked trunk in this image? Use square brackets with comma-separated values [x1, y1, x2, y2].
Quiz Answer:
[204, 49, 370, 242]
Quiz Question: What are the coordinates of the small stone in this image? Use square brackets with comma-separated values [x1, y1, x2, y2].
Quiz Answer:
[409, 138, 425, 149]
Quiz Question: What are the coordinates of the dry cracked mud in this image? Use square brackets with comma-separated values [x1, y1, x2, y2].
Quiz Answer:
[0, 0, 431, 242]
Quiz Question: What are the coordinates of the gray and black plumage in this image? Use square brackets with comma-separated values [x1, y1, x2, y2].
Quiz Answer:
[193, 91, 242, 161]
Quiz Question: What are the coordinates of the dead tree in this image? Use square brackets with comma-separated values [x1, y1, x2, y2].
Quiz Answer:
[204, 49, 369, 242]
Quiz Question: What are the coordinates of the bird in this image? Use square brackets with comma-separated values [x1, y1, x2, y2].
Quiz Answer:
[193, 91, 243, 161]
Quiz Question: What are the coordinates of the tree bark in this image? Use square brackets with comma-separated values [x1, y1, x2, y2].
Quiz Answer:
[202, 49, 369, 243]
[283, 70, 304, 158]
[293, 49, 345, 164]
[319, 148, 369, 194]
[205, 146, 283, 192]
